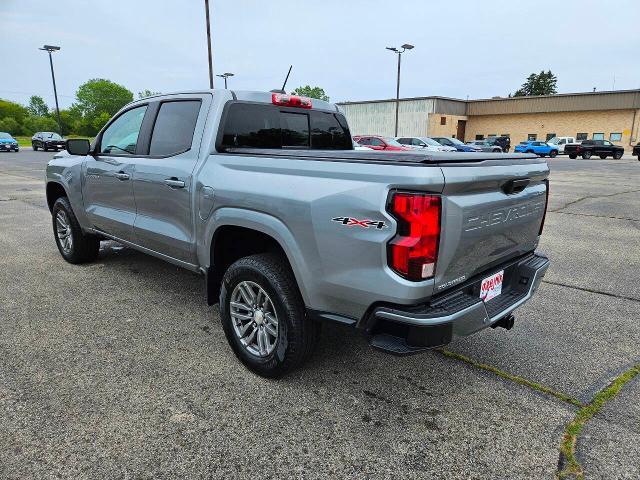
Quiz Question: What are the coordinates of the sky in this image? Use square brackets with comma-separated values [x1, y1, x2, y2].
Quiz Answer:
[1, 0, 639, 110]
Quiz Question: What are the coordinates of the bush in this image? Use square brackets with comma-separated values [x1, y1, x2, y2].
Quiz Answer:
[0, 117, 20, 135]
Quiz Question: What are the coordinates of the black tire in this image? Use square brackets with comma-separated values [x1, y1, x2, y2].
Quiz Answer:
[569, 154, 577, 159]
[33, 143, 38, 151]
[51, 196, 100, 264]
[43, 145, 48, 152]
[549, 150, 558, 158]
[613, 151, 623, 160]
[582, 151, 592, 159]
[219, 253, 319, 378]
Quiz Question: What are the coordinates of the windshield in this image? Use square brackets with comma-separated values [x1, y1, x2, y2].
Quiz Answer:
[0, 132, 12, 139]
[45, 133, 62, 140]
[383, 137, 404, 147]
[445, 137, 465, 146]
[421, 138, 441, 146]
[547, 137, 559, 144]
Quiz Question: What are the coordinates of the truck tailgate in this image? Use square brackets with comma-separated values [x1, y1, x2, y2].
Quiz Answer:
[435, 159, 549, 293]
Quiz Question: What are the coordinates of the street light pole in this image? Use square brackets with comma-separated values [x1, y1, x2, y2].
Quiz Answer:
[39, 45, 62, 136]
[205, 0, 214, 89]
[386, 44, 414, 137]
[216, 72, 234, 89]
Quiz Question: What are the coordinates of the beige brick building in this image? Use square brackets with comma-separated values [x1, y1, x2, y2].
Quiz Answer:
[339, 89, 640, 152]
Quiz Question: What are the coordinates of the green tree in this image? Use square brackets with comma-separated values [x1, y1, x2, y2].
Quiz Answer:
[22, 115, 58, 135]
[291, 85, 329, 101]
[0, 117, 20, 135]
[27, 95, 49, 116]
[513, 71, 558, 97]
[138, 89, 161, 99]
[73, 79, 134, 119]
[0, 99, 29, 124]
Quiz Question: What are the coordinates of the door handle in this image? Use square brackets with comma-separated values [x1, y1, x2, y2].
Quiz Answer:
[114, 172, 130, 181]
[164, 178, 186, 189]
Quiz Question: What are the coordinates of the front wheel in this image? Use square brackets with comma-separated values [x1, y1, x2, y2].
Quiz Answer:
[219, 253, 319, 378]
[582, 151, 592, 159]
[613, 151, 623, 160]
[569, 154, 577, 159]
[33, 143, 38, 151]
[549, 150, 558, 158]
[52, 197, 100, 264]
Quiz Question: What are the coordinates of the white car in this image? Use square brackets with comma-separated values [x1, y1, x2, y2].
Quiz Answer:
[395, 136, 457, 152]
[546, 136, 577, 154]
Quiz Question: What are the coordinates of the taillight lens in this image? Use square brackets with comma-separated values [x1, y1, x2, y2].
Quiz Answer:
[272, 93, 312, 109]
[387, 192, 441, 281]
[539, 180, 549, 235]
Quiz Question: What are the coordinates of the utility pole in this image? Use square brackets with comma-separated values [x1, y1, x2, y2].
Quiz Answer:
[39, 45, 62, 136]
[205, 0, 214, 88]
[386, 44, 414, 137]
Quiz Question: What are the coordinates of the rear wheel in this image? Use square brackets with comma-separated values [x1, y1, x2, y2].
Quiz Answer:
[569, 154, 577, 159]
[613, 151, 623, 160]
[52, 197, 100, 264]
[219, 253, 319, 378]
[549, 150, 558, 158]
[582, 151, 592, 159]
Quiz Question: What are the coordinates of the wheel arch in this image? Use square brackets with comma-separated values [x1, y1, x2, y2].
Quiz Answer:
[46, 181, 68, 212]
[203, 210, 312, 307]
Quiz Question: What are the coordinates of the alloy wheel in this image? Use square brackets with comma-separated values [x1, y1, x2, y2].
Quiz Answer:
[230, 281, 279, 357]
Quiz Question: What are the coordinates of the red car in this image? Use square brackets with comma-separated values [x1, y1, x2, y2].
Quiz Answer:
[353, 135, 413, 151]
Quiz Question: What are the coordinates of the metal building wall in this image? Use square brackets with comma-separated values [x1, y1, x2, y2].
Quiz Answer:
[340, 99, 434, 137]
[468, 90, 640, 115]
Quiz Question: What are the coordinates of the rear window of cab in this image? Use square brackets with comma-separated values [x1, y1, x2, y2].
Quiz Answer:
[220, 103, 352, 150]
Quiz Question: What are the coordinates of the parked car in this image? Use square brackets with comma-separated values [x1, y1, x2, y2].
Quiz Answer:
[564, 140, 624, 159]
[0, 132, 19, 152]
[353, 135, 412, 151]
[466, 140, 503, 152]
[485, 136, 511, 153]
[395, 136, 457, 152]
[47, 90, 550, 377]
[546, 136, 576, 155]
[633, 143, 640, 160]
[514, 141, 559, 158]
[431, 136, 481, 152]
[353, 139, 372, 151]
[32, 132, 66, 151]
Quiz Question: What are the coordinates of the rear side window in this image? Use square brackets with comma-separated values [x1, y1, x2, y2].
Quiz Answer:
[310, 112, 351, 149]
[220, 103, 351, 150]
[149, 101, 201, 156]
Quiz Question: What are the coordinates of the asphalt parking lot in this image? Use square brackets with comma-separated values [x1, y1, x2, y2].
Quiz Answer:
[1, 150, 638, 479]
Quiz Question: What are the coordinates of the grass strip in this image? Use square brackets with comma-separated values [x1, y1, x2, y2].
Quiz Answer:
[439, 349, 583, 408]
[558, 364, 640, 479]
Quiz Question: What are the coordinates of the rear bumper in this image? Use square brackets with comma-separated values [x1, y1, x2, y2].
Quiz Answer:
[367, 252, 549, 355]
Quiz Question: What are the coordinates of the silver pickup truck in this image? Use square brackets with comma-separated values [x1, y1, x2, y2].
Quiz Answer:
[45, 90, 550, 377]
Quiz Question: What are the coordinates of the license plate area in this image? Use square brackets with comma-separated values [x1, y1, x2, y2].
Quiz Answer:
[480, 270, 504, 302]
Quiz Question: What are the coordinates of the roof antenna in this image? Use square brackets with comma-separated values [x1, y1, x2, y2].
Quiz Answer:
[270, 65, 292, 94]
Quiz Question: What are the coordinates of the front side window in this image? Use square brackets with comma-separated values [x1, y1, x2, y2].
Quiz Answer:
[603, 140, 612, 146]
[100, 105, 148, 155]
[592, 133, 604, 140]
[149, 101, 201, 156]
[369, 138, 384, 147]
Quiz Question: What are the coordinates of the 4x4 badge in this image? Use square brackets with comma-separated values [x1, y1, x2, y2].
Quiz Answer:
[332, 217, 387, 229]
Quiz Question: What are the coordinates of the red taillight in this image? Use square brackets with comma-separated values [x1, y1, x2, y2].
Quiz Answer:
[387, 192, 441, 281]
[539, 180, 549, 235]
[271, 93, 312, 109]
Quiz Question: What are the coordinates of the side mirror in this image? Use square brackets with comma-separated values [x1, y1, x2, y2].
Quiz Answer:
[66, 138, 90, 156]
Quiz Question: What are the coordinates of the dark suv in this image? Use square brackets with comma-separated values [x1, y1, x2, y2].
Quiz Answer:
[485, 136, 511, 153]
[32, 132, 66, 151]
